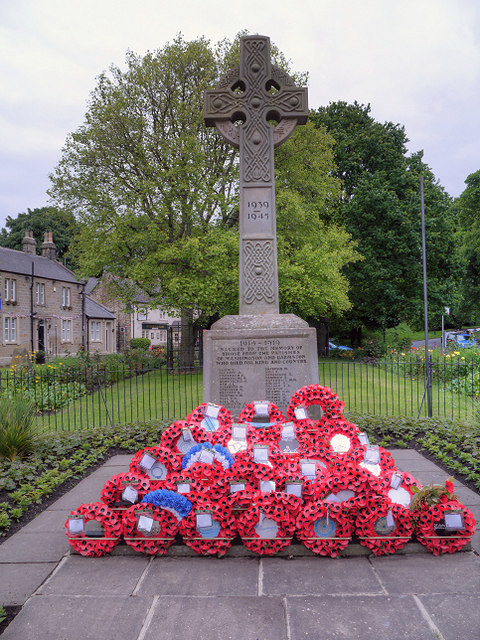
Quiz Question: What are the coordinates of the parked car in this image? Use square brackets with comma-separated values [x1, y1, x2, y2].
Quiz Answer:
[445, 332, 477, 348]
[328, 341, 353, 351]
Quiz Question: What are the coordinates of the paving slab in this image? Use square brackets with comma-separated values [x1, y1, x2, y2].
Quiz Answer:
[0, 531, 69, 563]
[142, 595, 287, 640]
[87, 465, 129, 479]
[371, 552, 480, 595]
[48, 476, 107, 509]
[418, 594, 480, 640]
[0, 562, 57, 605]
[262, 556, 383, 596]
[286, 594, 435, 640]
[103, 454, 132, 466]
[20, 508, 72, 534]
[0, 595, 153, 640]
[138, 556, 259, 596]
[38, 554, 150, 596]
[467, 505, 480, 554]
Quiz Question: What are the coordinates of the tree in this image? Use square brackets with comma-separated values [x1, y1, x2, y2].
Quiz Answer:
[310, 102, 460, 340]
[0, 206, 79, 268]
[49, 35, 359, 362]
[455, 170, 480, 323]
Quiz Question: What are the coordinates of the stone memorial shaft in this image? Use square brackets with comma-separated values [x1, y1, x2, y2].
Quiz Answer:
[204, 35, 308, 315]
[202, 35, 318, 416]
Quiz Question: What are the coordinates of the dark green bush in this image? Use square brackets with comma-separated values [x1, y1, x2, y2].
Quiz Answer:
[130, 337, 151, 350]
[385, 322, 414, 352]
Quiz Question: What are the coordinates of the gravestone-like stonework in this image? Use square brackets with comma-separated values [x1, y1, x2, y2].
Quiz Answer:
[203, 35, 318, 416]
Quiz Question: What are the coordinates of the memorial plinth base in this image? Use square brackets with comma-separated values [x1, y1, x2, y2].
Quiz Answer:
[203, 314, 319, 418]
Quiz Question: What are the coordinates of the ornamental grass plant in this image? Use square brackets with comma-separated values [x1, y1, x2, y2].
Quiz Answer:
[0, 395, 38, 461]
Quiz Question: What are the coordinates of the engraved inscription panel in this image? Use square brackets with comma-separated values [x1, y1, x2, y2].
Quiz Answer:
[241, 187, 273, 235]
[211, 336, 313, 415]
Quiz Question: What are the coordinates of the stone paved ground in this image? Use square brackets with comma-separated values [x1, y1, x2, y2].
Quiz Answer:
[1, 451, 479, 640]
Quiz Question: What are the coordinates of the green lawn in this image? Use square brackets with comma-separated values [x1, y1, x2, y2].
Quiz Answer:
[35, 359, 477, 432]
[318, 359, 475, 420]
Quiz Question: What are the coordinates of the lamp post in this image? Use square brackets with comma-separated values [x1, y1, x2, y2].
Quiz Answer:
[421, 177, 432, 417]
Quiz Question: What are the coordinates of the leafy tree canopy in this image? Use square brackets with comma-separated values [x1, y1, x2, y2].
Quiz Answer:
[0, 206, 79, 267]
[49, 34, 359, 329]
[454, 170, 480, 323]
[310, 102, 459, 337]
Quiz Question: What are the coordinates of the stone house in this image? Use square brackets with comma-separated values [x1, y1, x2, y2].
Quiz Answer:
[0, 232, 116, 365]
[86, 275, 181, 350]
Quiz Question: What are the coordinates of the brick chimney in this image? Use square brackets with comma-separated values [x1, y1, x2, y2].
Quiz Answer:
[40, 231, 57, 261]
[22, 230, 36, 254]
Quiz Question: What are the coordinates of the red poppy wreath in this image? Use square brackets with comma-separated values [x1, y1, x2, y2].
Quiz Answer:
[65, 502, 123, 557]
[296, 500, 354, 557]
[121, 503, 179, 555]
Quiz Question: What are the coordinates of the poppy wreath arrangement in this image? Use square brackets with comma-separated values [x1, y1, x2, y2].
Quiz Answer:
[181, 443, 234, 487]
[121, 502, 180, 555]
[160, 419, 208, 456]
[65, 502, 123, 557]
[129, 446, 181, 485]
[186, 402, 233, 444]
[410, 479, 477, 555]
[179, 493, 237, 556]
[236, 493, 299, 555]
[286, 384, 347, 431]
[237, 401, 285, 444]
[101, 472, 151, 507]
[296, 500, 354, 557]
[355, 494, 414, 556]
[66, 385, 476, 558]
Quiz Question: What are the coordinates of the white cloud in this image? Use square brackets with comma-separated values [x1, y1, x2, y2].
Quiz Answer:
[1, 0, 479, 227]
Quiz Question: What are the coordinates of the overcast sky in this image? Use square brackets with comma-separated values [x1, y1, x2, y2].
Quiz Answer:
[1, 0, 479, 230]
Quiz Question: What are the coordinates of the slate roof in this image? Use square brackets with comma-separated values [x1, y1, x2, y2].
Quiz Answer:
[0, 247, 82, 284]
[85, 296, 115, 319]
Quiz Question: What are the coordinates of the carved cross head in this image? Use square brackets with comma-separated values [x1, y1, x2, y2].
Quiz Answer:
[204, 35, 308, 149]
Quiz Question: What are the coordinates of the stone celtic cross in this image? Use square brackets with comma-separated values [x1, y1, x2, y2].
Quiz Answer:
[204, 35, 308, 315]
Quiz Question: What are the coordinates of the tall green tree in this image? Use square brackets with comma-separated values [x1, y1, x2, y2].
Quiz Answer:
[455, 170, 480, 323]
[310, 102, 459, 340]
[49, 35, 359, 357]
[0, 206, 79, 268]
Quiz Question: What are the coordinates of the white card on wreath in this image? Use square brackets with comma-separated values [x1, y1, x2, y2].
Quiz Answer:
[300, 461, 316, 479]
[445, 512, 463, 530]
[196, 513, 213, 528]
[286, 482, 302, 498]
[232, 424, 247, 440]
[294, 406, 308, 421]
[390, 473, 403, 490]
[204, 403, 221, 419]
[254, 401, 270, 417]
[122, 485, 139, 504]
[253, 446, 269, 462]
[260, 480, 276, 493]
[364, 445, 380, 464]
[358, 432, 370, 446]
[198, 449, 215, 464]
[139, 453, 156, 470]
[230, 482, 246, 493]
[177, 483, 191, 494]
[137, 515, 154, 533]
[68, 518, 84, 535]
[282, 422, 295, 440]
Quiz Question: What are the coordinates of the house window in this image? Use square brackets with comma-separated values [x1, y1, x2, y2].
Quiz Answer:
[62, 319, 72, 342]
[90, 321, 101, 341]
[62, 287, 71, 307]
[35, 283, 45, 305]
[4, 317, 17, 343]
[138, 311, 147, 321]
[5, 278, 16, 302]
